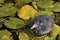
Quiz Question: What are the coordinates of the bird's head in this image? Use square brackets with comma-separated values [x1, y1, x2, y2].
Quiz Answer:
[31, 15, 54, 35]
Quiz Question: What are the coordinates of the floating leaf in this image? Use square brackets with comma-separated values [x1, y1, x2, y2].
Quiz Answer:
[45, 7, 53, 11]
[32, 35, 47, 40]
[0, 38, 7, 40]
[0, 0, 4, 3]
[19, 32, 29, 40]
[1, 35, 12, 40]
[50, 24, 60, 38]
[44, 36, 55, 40]
[21, 0, 32, 3]
[18, 5, 37, 20]
[15, 0, 24, 8]
[35, 11, 53, 16]
[0, 30, 12, 40]
[15, 0, 32, 4]
[0, 4, 17, 17]
[37, 0, 54, 8]
[4, 17, 25, 29]
[53, 2, 60, 12]
[0, 30, 11, 37]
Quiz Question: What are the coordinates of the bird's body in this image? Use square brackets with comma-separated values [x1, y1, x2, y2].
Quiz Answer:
[31, 15, 54, 35]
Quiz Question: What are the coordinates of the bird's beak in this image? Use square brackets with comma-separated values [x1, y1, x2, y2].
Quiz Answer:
[31, 23, 38, 29]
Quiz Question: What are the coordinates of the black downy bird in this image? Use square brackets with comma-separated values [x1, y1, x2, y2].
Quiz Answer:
[31, 15, 54, 35]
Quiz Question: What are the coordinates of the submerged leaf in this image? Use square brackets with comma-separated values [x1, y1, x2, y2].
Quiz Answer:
[57, 35, 60, 40]
[24, 29, 35, 40]
[4, 17, 25, 29]
[18, 5, 37, 20]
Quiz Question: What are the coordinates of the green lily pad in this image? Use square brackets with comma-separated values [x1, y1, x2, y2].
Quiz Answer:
[0, 38, 7, 40]
[53, 2, 60, 12]
[32, 35, 47, 40]
[21, 0, 32, 3]
[0, 30, 11, 37]
[45, 7, 54, 11]
[37, 0, 54, 8]
[0, 30, 12, 40]
[0, 0, 4, 3]
[4, 17, 25, 29]
[15, 0, 32, 3]
[35, 11, 53, 16]
[0, 3, 17, 17]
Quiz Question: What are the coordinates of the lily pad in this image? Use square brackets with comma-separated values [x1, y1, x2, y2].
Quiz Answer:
[0, 30, 12, 40]
[32, 35, 47, 40]
[0, 3, 17, 17]
[0, 0, 4, 3]
[18, 5, 37, 20]
[4, 17, 25, 29]
[21, 0, 32, 3]
[19, 32, 29, 40]
[44, 36, 55, 40]
[37, 0, 54, 8]
[35, 11, 53, 16]
[50, 24, 60, 38]
[53, 2, 60, 12]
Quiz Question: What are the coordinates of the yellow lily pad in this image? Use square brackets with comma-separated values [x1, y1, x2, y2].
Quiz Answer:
[50, 24, 60, 38]
[18, 5, 37, 20]
[0, 30, 12, 40]
[44, 36, 55, 40]
[19, 32, 29, 40]
[1, 35, 12, 40]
